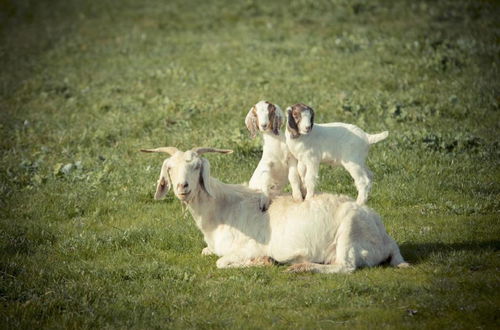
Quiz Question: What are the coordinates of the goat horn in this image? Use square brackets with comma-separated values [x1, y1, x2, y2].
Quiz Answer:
[140, 147, 179, 155]
[192, 147, 233, 155]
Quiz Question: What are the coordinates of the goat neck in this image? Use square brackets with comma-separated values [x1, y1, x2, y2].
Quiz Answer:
[185, 177, 257, 228]
[262, 129, 285, 145]
[183, 176, 220, 231]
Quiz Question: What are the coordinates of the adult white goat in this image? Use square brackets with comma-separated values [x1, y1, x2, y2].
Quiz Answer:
[245, 101, 303, 209]
[141, 146, 409, 273]
[286, 103, 389, 204]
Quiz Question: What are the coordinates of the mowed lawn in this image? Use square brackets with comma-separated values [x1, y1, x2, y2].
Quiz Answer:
[1, 0, 499, 328]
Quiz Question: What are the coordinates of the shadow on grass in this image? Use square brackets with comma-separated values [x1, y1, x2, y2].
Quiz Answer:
[399, 240, 500, 264]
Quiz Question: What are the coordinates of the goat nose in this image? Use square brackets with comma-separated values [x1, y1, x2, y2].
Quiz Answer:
[178, 182, 188, 189]
[261, 124, 267, 129]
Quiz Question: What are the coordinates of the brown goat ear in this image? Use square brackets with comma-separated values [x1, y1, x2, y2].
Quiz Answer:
[309, 106, 315, 129]
[272, 105, 283, 135]
[286, 107, 300, 138]
[245, 106, 258, 138]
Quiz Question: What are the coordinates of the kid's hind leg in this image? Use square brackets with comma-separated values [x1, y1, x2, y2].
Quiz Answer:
[342, 161, 372, 205]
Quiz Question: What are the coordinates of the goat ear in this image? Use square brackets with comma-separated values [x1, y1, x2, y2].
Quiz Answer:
[200, 158, 214, 198]
[245, 107, 258, 138]
[286, 107, 300, 138]
[271, 104, 283, 136]
[154, 161, 171, 200]
[155, 176, 170, 200]
[309, 107, 315, 129]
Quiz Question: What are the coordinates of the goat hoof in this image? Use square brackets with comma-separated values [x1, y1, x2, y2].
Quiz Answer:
[286, 262, 314, 273]
[216, 257, 231, 268]
[250, 256, 274, 266]
[201, 247, 213, 256]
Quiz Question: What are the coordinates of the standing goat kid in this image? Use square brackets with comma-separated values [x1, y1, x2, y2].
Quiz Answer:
[141, 146, 409, 273]
[286, 103, 389, 204]
[245, 101, 303, 209]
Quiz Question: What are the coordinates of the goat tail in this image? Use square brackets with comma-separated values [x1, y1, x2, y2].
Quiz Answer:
[367, 131, 389, 144]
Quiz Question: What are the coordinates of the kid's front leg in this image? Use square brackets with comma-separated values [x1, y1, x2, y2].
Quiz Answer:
[260, 169, 272, 211]
[304, 163, 319, 200]
[288, 158, 303, 202]
[297, 161, 307, 198]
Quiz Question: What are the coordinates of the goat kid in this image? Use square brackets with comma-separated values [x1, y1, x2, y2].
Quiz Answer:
[141, 146, 409, 273]
[286, 103, 388, 204]
[245, 101, 303, 209]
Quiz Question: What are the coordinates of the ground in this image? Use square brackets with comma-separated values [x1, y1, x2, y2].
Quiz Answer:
[0, 0, 499, 328]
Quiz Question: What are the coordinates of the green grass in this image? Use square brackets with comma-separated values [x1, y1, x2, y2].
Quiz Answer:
[1, 0, 499, 328]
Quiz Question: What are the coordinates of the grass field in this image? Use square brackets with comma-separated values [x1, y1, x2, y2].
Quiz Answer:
[1, 0, 499, 328]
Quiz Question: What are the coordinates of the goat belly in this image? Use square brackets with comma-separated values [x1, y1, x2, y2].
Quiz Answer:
[266, 195, 341, 264]
[209, 224, 265, 258]
[209, 224, 239, 256]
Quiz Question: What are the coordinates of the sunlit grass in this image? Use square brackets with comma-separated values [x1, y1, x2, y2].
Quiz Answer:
[1, 0, 499, 328]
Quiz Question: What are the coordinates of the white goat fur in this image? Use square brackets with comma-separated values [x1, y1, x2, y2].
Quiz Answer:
[245, 101, 303, 206]
[142, 147, 408, 273]
[286, 103, 389, 204]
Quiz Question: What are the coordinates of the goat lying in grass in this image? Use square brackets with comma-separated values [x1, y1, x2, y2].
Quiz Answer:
[141, 146, 408, 273]
[286, 103, 389, 204]
[245, 101, 303, 208]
